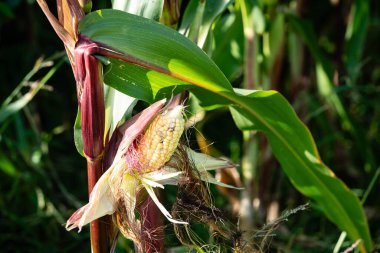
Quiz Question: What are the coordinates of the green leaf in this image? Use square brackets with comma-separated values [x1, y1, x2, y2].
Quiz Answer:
[73, 108, 84, 157]
[212, 9, 244, 81]
[0, 58, 63, 124]
[230, 90, 372, 253]
[111, 0, 164, 21]
[79, 9, 372, 252]
[251, 4, 265, 34]
[240, 0, 265, 34]
[345, 0, 369, 84]
[0, 152, 19, 177]
[179, 0, 231, 47]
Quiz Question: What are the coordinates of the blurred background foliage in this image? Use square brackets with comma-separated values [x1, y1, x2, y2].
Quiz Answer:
[0, 0, 379, 252]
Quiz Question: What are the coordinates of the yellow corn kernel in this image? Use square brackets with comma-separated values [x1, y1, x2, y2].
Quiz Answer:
[138, 105, 185, 172]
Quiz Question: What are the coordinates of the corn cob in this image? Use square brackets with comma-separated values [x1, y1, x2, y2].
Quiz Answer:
[138, 105, 185, 172]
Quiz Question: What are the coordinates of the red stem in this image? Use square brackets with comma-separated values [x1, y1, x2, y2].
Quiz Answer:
[75, 39, 105, 158]
[87, 159, 111, 253]
[37, 2, 110, 251]
[75, 38, 110, 253]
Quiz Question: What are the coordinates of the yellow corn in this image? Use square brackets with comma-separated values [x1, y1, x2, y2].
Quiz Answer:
[138, 105, 185, 172]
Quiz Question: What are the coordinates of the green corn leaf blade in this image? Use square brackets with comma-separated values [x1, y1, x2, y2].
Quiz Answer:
[80, 11, 233, 94]
[79, 9, 372, 252]
[345, 0, 369, 84]
[240, 0, 265, 34]
[180, 0, 206, 44]
[179, 0, 231, 47]
[73, 108, 84, 157]
[0, 59, 63, 124]
[111, 0, 164, 21]
[230, 90, 371, 253]
[251, 4, 265, 34]
[212, 9, 244, 81]
[0, 152, 20, 178]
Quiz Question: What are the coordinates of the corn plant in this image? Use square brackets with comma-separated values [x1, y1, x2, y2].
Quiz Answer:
[35, 0, 374, 252]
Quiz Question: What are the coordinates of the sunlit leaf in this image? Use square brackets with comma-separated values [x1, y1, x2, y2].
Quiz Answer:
[111, 0, 164, 21]
[179, 0, 231, 47]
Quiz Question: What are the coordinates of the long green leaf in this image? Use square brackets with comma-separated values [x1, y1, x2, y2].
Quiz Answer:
[78, 10, 372, 252]
[345, 0, 369, 84]
[0, 59, 64, 124]
[212, 8, 244, 81]
[111, 0, 164, 21]
[179, 0, 231, 47]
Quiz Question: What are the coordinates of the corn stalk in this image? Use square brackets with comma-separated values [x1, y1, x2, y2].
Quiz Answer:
[75, 38, 110, 253]
[36, 1, 111, 252]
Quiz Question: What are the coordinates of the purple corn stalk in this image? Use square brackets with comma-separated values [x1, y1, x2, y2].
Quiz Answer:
[74, 37, 110, 253]
[36, 1, 111, 252]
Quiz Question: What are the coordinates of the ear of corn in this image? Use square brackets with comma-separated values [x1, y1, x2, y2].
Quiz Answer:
[138, 105, 185, 172]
